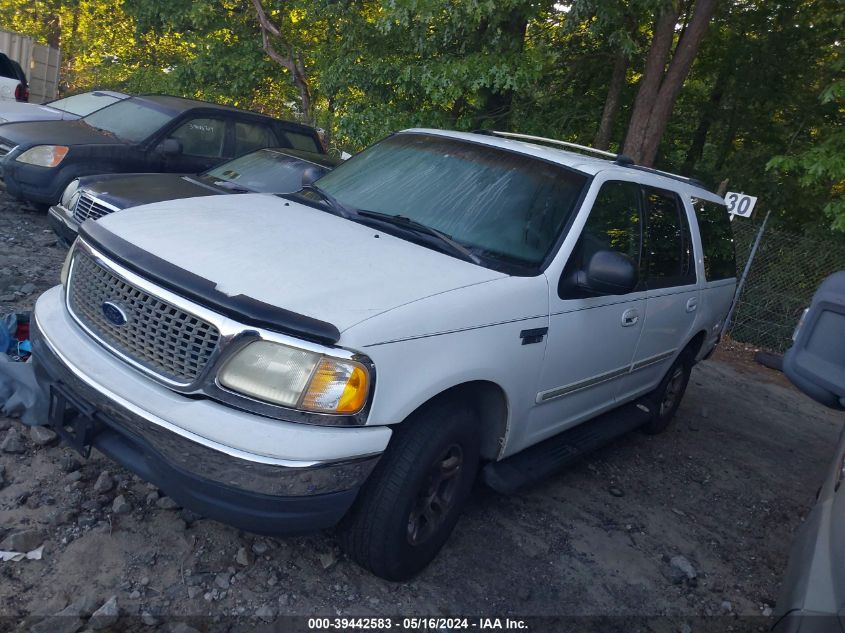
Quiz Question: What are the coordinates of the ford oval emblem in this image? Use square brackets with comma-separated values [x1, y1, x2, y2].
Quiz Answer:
[101, 301, 128, 327]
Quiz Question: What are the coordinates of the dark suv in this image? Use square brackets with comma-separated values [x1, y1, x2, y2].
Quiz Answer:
[0, 94, 324, 206]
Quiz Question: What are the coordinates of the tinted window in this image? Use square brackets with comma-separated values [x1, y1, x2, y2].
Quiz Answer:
[205, 148, 327, 193]
[0, 54, 18, 80]
[316, 133, 588, 267]
[281, 131, 321, 153]
[171, 118, 227, 158]
[693, 198, 736, 281]
[582, 181, 642, 264]
[643, 187, 695, 287]
[235, 121, 278, 155]
[84, 99, 175, 142]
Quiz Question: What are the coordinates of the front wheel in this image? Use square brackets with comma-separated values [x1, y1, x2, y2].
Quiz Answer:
[338, 399, 479, 581]
[642, 349, 694, 435]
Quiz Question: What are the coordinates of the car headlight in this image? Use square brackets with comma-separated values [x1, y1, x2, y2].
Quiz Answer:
[217, 341, 370, 415]
[61, 179, 81, 208]
[16, 145, 69, 167]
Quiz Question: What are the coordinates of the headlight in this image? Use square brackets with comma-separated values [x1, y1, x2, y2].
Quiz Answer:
[60, 245, 75, 286]
[16, 145, 69, 167]
[218, 341, 370, 415]
[61, 179, 81, 208]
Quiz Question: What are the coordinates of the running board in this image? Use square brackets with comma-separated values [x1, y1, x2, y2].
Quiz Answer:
[482, 400, 654, 495]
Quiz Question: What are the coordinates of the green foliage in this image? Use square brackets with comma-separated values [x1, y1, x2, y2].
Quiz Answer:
[0, 0, 843, 237]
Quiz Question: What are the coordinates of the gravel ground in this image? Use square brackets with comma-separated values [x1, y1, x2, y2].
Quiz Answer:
[0, 189, 842, 632]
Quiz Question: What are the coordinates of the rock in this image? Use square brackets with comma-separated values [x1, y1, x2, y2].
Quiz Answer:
[30, 616, 84, 633]
[179, 508, 202, 524]
[140, 576, 150, 586]
[681, 624, 692, 633]
[140, 612, 158, 626]
[762, 606, 773, 617]
[129, 590, 141, 600]
[187, 586, 202, 599]
[256, 604, 276, 622]
[1, 528, 42, 552]
[112, 495, 131, 514]
[278, 592, 289, 607]
[19, 282, 36, 295]
[93, 471, 113, 494]
[30, 425, 58, 446]
[214, 572, 231, 590]
[252, 540, 269, 556]
[1, 427, 25, 453]
[155, 496, 180, 510]
[89, 596, 119, 630]
[145, 491, 159, 505]
[0, 294, 14, 303]
[720, 600, 733, 613]
[61, 454, 82, 473]
[319, 550, 337, 569]
[669, 555, 697, 585]
[59, 596, 100, 618]
[235, 546, 252, 566]
[65, 470, 83, 483]
[608, 486, 625, 498]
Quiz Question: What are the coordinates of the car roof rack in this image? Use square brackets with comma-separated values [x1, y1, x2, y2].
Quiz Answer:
[474, 130, 635, 165]
[625, 164, 710, 190]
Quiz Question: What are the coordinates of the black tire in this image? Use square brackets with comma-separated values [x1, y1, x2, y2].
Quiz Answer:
[642, 349, 694, 435]
[338, 398, 480, 581]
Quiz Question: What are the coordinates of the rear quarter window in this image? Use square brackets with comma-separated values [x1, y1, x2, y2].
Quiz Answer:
[281, 131, 321, 153]
[693, 198, 736, 281]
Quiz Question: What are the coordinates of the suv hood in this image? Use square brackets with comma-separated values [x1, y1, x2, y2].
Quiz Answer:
[93, 194, 505, 333]
[79, 173, 222, 210]
[0, 119, 121, 146]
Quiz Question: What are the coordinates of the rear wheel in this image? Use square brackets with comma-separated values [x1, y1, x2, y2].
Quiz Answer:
[642, 349, 694, 435]
[338, 399, 479, 581]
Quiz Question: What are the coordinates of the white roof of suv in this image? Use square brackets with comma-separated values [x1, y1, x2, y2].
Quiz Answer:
[404, 128, 725, 206]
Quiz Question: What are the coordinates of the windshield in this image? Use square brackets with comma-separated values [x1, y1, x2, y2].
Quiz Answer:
[314, 133, 588, 268]
[205, 149, 329, 193]
[48, 92, 124, 117]
[82, 99, 175, 142]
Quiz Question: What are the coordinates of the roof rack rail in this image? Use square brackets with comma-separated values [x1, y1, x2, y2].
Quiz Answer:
[624, 164, 709, 190]
[475, 130, 635, 165]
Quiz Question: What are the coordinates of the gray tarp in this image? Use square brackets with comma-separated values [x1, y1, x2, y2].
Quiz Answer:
[0, 355, 48, 426]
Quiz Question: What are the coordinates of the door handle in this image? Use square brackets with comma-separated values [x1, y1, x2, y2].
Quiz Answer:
[686, 298, 698, 313]
[621, 308, 640, 327]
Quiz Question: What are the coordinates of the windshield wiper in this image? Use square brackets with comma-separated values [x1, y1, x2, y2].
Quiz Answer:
[212, 180, 251, 193]
[357, 210, 482, 265]
[298, 184, 357, 219]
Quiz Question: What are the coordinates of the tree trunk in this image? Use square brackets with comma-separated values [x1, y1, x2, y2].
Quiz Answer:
[476, 9, 528, 128]
[623, 0, 719, 166]
[622, 4, 680, 161]
[593, 52, 629, 150]
[251, 0, 314, 125]
[681, 51, 732, 174]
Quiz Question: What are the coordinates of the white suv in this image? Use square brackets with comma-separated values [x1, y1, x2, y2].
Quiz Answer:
[31, 129, 737, 580]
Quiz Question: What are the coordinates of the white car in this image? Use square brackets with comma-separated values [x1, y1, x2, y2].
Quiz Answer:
[0, 89, 128, 124]
[31, 129, 737, 580]
[0, 52, 27, 103]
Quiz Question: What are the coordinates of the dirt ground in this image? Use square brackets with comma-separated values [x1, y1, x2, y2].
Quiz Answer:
[1, 190, 843, 631]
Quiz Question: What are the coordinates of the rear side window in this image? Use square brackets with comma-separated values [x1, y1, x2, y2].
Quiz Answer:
[643, 187, 695, 288]
[693, 198, 736, 281]
[281, 131, 321, 153]
[235, 121, 278, 155]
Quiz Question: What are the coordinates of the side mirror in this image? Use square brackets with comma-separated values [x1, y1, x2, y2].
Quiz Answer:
[300, 166, 323, 187]
[157, 138, 182, 156]
[563, 249, 638, 297]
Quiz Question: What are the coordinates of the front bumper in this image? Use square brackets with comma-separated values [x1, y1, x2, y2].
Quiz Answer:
[31, 287, 390, 534]
[2, 160, 65, 205]
[48, 204, 79, 246]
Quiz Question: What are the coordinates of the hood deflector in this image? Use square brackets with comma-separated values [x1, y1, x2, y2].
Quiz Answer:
[78, 220, 341, 345]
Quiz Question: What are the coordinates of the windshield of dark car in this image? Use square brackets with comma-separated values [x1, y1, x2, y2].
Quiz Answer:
[48, 92, 124, 117]
[82, 99, 175, 142]
[314, 133, 588, 267]
[205, 149, 328, 192]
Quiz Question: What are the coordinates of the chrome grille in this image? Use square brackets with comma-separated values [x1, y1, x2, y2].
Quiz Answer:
[67, 250, 221, 384]
[72, 193, 116, 223]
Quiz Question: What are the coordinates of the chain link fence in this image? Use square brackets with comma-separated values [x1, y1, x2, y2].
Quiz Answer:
[725, 219, 845, 353]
